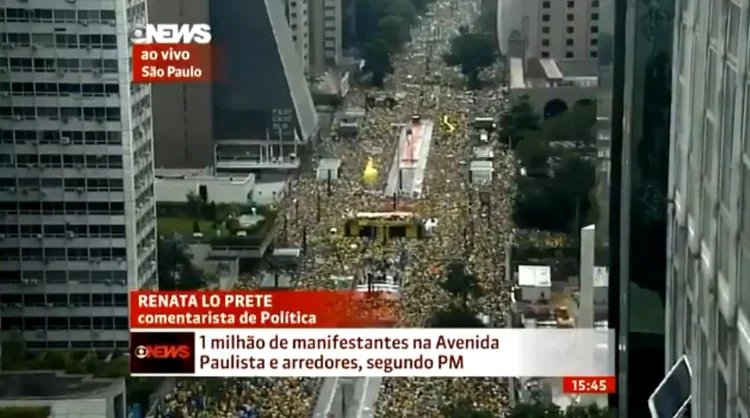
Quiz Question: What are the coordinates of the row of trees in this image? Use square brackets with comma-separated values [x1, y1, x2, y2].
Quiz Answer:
[356, 0, 426, 86]
[443, 26, 499, 88]
[356, 0, 500, 88]
[0, 332, 160, 413]
[426, 262, 612, 417]
[442, 399, 613, 418]
[429, 261, 486, 328]
[502, 97, 598, 234]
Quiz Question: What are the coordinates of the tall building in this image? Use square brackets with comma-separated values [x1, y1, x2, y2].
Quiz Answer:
[211, 0, 318, 175]
[496, 0, 601, 59]
[148, 0, 213, 169]
[597, 0, 674, 414]
[282, 0, 311, 75]
[0, 2, 158, 350]
[341, 0, 357, 52]
[662, 0, 749, 415]
[309, 0, 343, 74]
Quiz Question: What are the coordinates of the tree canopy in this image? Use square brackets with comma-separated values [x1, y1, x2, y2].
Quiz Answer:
[429, 305, 486, 328]
[157, 237, 205, 290]
[499, 96, 541, 148]
[443, 30, 498, 88]
[428, 261, 486, 328]
[506, 95, 598, 234]
[441, 400, 612, 418]
[356, 0, 434, 86]
[509, 402, 613, 418]
[363, 39, 395, 87]
[440, 261, 483, 309]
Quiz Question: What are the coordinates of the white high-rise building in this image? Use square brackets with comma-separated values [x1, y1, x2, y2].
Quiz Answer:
[665, 0, 750, 415]
[309, 0, 343, 73]
[0, 1, 157, 350]
[496, 0, 601, 59]
[282, 0, 311, 75]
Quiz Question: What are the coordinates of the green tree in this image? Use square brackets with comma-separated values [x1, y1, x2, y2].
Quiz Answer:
[509, 402, 563, 418]
[205, 201, 218, 222]
[443, 30, 498, 88]
[499, 96, 541, 148]
[185, 192, 203, 218]
[541, 101, 597, 149]
[555, 154, 596, 202]
[515, 133, 551, 170]
[441, 397, 494, 417]
[0, 330, 25, 370]
[363, 38, 394, 87]
[509, 402, 613, 418]
[0, 407, 51, 418]
[355, 0, 417, 47]
[378, 15, 409, 51]
[554, 154, 596, 233]
[513, 177, 576, 232]
[440, 261, 483, 308]
[157, 238, 205, 290]
[429, 306, 486, 328]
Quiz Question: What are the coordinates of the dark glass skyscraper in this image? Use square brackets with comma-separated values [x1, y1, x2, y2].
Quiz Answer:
[600, 0, 674, 415]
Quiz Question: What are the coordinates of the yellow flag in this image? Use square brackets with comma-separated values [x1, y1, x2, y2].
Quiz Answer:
[363, 157, 378, 184]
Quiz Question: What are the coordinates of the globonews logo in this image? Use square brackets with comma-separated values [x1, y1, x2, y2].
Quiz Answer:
[129, 24, 212, 44]
[130, 332, 195, 375]
[133, 344, 190, 359]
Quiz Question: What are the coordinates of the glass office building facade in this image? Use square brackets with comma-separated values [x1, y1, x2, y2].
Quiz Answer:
[665, 0, 750, 415]
[599, 0, 674, 415]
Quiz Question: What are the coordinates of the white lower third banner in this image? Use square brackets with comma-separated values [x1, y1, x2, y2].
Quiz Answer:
[129, 328, 615, 377]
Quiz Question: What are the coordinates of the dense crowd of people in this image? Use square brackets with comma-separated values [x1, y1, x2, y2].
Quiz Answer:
[148, 0, 519, 416]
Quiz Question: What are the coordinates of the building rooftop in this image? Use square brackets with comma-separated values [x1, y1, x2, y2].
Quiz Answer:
[518, 265, 552, 287]
[509, 58, 599, 89]
[0, 371, 118, 400]
[155, 169, 255, 185]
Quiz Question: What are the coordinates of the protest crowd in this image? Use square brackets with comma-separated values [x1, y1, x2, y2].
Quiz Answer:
[148, 0, 517, 416]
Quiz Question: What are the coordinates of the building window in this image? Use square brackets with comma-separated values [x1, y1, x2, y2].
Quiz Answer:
[542, 26, 550, 34]
[591, 13, 599, 20]
[740, 168, 750, 315]
[684, 295, 692, 354]
[719, 65, 736, 208]
[591, 26, 599, 33]
[706, 48, 719, 113]
[543, 1, 551, 7]
[567, 26, 574, 34]
[590, 38, 598, 46]
[541, 51, 550, 58]
[738, 357, 750, 407]
[743, 166, 750, 247]
[567, 0, 575, 7]
[709, 0, 725, 41]
[717, 311, 729, 364]
[542, 14, 550, 21]
[703, 115, 715, 180]
[566, 39, 574, 46]
[681, 0, 692, 16]
[565, 51, 574, 58]
[716, 369, 727, 417]
[567, 13, 575, 21]
[590, 51, 598, 58]
[592, 0, 599, 6]
[726, 1, 740, 57]
[542, 39, 550, 46]
[717, 212, 731, 280]
[745, 83, 750, 156]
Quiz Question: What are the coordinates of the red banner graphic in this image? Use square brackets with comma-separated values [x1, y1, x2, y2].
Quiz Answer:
[130, 290, 400, 328]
